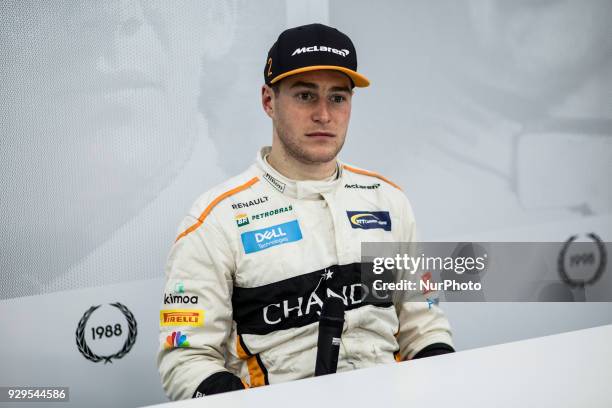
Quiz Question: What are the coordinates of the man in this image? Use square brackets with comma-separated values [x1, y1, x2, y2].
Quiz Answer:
[158, 23, 454, 400]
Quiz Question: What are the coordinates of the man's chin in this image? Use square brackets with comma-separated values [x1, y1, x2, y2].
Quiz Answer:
[279, 133, 344, 164]
[299, 148, 339, 164]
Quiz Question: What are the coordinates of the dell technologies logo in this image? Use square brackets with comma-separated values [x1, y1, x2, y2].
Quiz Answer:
[255, 227, 286, 243]
[292, 46, 350, 58]
[241, 220, 303, 254]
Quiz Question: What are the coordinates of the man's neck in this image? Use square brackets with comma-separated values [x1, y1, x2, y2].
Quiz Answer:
[266, 146, 337, 181]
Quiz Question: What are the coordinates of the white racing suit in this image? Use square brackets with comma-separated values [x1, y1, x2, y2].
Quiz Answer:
[158, 147, 453, 400]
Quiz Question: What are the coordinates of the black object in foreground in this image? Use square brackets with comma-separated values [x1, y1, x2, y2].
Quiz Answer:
[192, 372, 245, 398]
[315, 297, 346, 376]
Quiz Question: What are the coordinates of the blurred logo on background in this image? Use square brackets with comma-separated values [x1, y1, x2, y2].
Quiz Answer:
[558, 233, 607, 288]
[75, 302, 137, 364]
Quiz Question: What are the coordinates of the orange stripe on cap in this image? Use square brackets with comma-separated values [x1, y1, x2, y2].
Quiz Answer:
[342, 165, 402, 190]
[175, 176, 259, 242]
[270, 65, 370, 88]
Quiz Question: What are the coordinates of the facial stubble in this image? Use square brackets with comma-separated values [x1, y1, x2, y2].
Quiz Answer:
[273, 105, 346, 165]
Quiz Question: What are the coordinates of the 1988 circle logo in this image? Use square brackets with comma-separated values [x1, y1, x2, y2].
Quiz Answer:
[75, 302, 137, 364]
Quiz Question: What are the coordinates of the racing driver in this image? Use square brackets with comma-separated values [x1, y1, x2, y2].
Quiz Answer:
[158, 23, 454, 400]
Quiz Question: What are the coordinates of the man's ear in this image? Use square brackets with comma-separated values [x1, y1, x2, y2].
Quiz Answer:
[261, 84, 275, 119]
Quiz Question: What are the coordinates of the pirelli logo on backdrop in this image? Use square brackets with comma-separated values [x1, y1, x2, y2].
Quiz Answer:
[160, 309, 204, 327]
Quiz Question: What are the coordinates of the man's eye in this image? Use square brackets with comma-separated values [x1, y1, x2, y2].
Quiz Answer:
[296, 92, 314, 101]
[330, 95, 346, 103]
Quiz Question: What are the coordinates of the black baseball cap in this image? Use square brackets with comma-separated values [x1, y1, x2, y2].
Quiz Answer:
[264, 23, 370, 88]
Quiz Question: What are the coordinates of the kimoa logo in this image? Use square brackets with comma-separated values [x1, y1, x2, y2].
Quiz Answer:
[255, 227, 287, 243]
[350, 213, 387, 226]
[164, 293, 198, 304]
[292, 45, 350, 57]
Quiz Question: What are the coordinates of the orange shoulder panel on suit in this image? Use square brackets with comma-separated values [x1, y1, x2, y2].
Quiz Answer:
[342, 164, 402, 190]
[175, 176, 259, 242]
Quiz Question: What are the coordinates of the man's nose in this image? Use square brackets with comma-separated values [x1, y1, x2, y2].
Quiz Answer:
[102, 0, 145, 38]
[95, 0, 162, 73]
[312, 99, 332, 124]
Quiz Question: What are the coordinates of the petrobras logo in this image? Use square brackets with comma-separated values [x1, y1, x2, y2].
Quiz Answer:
[291, 45, 350, 57]
[346, 211, 392, 231]
[241, 220, 302, 254]
[251, 205, 293, 221]
[235, 213, 249, 228]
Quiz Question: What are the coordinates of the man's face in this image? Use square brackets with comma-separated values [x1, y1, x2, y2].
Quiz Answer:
[1, 0, 237, 288]
[268, 70, 353, 164]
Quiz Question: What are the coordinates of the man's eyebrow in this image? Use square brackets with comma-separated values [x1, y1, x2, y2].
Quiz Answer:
[289, 82, 352, 94]
[329, 86, 352, 94]
[289, 81, 318, 90]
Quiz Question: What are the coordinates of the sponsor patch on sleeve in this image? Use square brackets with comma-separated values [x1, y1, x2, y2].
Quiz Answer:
[160, 309, 204, 327]
[346, 211, 392, 231]
[241, 220, 302, 254]
[164, 331, 191, 349]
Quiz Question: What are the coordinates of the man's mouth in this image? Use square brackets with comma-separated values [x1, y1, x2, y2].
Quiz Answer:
[306, 132, 335, 137]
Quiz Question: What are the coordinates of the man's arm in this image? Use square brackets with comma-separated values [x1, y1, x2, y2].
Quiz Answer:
[157, 204, 244, 400]
[394, 195, 454, 360]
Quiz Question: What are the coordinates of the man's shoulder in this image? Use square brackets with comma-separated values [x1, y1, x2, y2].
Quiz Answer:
[341, 162, 404, 194]
[173, 166, 267, 241]
[341, 162, 416, 229]
[186, 165, 264, 221]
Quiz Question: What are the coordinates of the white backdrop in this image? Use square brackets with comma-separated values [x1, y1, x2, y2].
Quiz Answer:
[1, 1, 611, 407]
